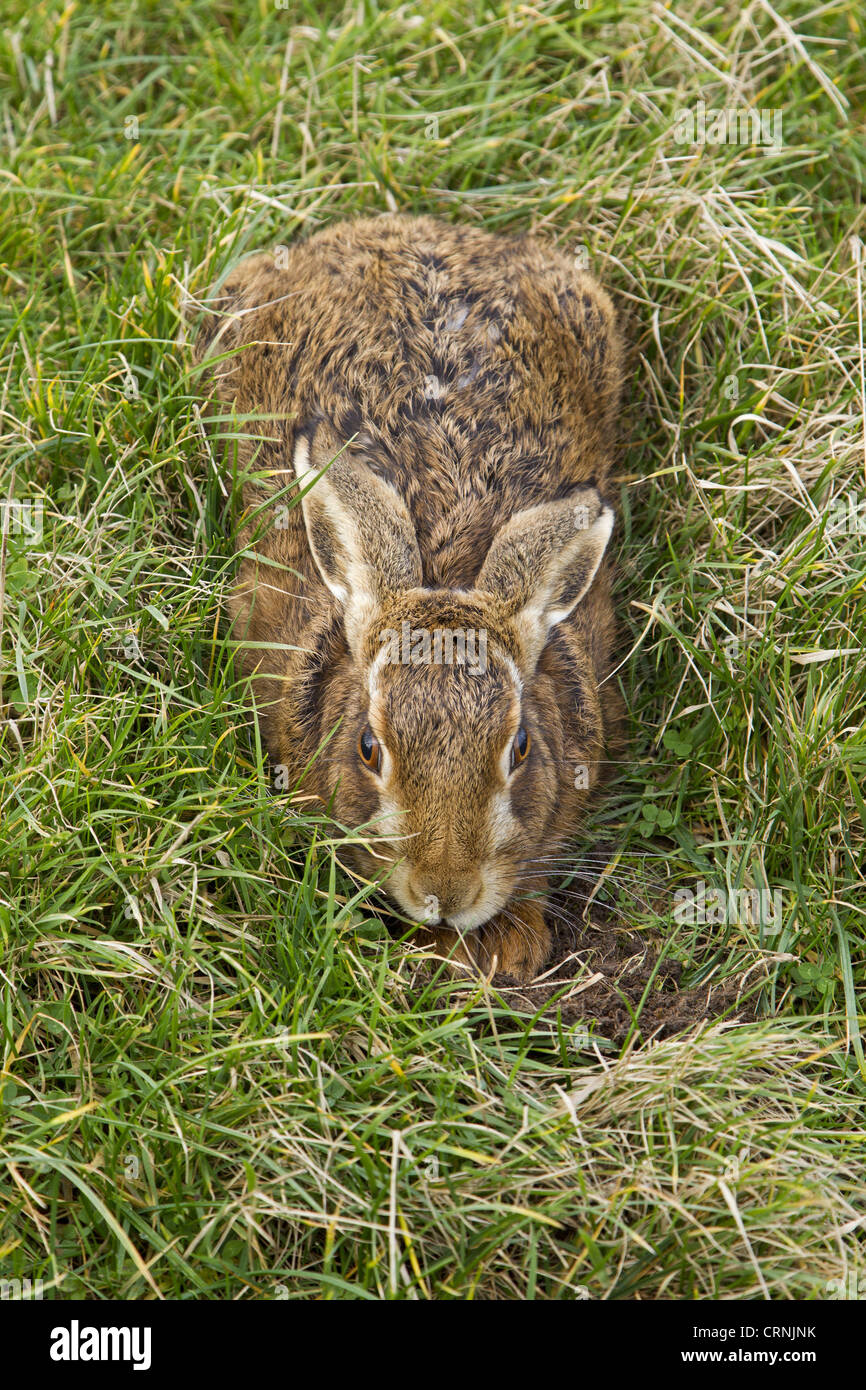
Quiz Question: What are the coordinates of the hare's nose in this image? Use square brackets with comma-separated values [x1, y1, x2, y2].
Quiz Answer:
[408, 870, 484, 918]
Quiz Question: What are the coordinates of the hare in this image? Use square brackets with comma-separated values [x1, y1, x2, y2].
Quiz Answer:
[194, 214, 625, 982]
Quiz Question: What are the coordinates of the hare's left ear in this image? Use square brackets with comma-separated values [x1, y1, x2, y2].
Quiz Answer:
[476, 487, 613, 673]
[293, 421, 423, 655]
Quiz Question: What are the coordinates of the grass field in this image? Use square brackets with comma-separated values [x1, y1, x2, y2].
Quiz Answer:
[1, 0, 865, 1300]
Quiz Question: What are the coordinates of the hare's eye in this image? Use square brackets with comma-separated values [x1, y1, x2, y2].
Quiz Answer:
[510, 726, 530, 772]
[358, 726, 382, 774]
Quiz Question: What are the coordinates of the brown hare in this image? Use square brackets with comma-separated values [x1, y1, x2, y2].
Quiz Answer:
[194, 214, 624, 982]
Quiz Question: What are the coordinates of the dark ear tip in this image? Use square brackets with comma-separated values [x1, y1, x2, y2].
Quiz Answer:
[574, 480, 614, 513]
[294, 413, 325, 447]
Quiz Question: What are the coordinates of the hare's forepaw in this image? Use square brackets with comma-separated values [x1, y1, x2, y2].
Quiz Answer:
[478, 901, 551, 982]
[424, 902, 550, 983]
[425, 926, 480, 975]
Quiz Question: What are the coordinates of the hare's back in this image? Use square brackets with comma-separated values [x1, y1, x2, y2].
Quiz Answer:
[197, 215, 623, 585]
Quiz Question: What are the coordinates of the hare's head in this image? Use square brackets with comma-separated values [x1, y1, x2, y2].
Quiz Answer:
[290, 420, 615, 931]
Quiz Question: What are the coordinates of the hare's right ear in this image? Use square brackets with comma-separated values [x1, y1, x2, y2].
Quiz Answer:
[293, 422, 422, 655]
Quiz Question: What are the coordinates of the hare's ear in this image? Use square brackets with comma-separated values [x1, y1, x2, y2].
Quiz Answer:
[293, 422, 422, 654]
[476, 487, 614, 672]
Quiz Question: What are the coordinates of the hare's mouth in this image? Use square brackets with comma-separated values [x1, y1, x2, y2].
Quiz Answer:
[444, 904, 494, 933]
[388, 863, 505, 932]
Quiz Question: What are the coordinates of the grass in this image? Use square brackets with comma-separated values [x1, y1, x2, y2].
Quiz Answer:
[1, 0, 865, 1300]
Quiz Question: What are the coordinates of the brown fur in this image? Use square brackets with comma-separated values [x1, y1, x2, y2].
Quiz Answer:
[194, 214, 625, 981]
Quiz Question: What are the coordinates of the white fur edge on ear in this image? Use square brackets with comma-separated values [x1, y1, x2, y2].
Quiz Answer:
[292, 431, 311, 479]
[292, 430, 351, 607]
[545, 503, 614, 627]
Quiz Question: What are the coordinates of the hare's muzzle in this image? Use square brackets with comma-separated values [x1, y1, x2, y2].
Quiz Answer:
[404, 867, 487, 927]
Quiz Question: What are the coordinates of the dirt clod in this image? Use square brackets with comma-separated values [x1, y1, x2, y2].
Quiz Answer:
[410, 910, 757, 1045]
